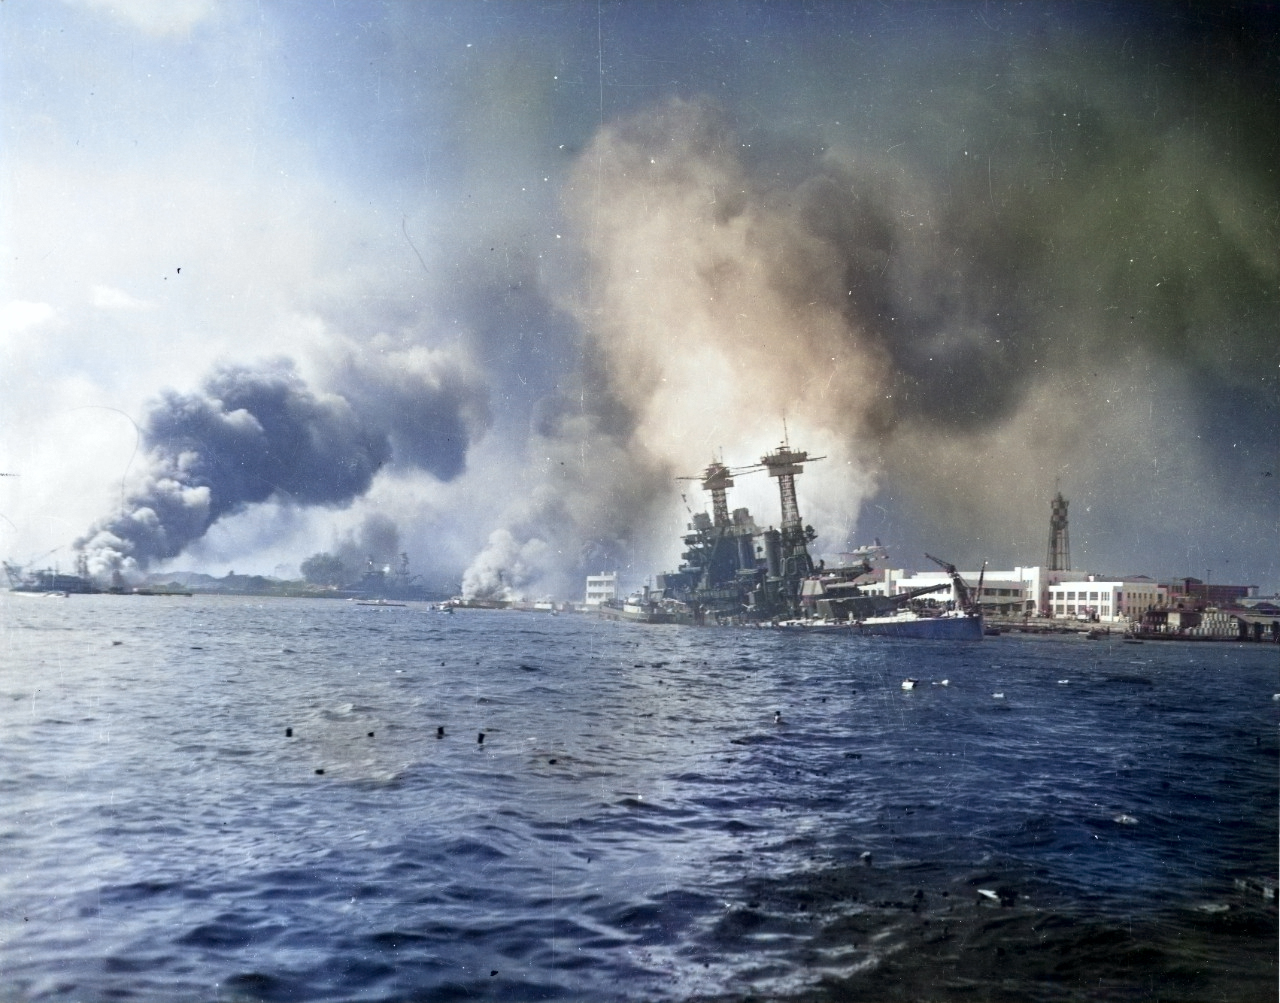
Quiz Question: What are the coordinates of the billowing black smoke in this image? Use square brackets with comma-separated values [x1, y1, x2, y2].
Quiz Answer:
[329, 347, 490, 482]
[79, 357, 488, 573]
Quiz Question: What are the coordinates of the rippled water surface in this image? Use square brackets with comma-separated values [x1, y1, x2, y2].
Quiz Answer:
[1, 594, 1276, 1001]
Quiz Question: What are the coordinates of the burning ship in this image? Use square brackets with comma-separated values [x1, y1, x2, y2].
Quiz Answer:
[653, 437, 983, 639]
[340, 553, 449, 603]
[656, 442, 820, 622]
[3, 554, 101, 594]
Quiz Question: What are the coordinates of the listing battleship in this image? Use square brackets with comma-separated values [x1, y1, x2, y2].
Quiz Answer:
[643, 437, 983, 639]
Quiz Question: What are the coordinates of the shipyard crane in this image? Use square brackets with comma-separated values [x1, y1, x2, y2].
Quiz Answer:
[28, 546, 62, 566]
[925, 553, 985, 614]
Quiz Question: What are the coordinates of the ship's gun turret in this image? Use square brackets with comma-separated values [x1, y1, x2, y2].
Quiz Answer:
[809, 577, 948, 620]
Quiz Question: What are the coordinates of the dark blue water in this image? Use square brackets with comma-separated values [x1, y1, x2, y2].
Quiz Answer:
[1, 594, 1275, 1001]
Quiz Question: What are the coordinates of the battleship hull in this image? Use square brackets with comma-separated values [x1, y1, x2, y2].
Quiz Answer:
[854, 611, 984, 640]
[770, 611, 983, 640]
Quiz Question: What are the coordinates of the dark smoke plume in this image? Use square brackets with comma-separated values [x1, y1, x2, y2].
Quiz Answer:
[333, 512, 401, 572]
[301, 512, 403, 586]
[79, 357, 487, 573]
[329, 345, 491, 482]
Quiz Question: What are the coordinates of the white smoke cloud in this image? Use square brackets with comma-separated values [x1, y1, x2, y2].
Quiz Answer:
[462, 99, 888, 597]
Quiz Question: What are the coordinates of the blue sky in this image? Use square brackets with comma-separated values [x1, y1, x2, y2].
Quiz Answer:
[2, 1, 1277, 594]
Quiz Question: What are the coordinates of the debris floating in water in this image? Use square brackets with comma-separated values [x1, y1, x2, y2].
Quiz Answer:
[901, 678, 917, 690]
[1234, 876, 1277, 900]
[437, 726, 445, 739]
[478, 732, 485, 745]
[993, 692, 1005, 699]
[1113, 813, 1139, 825]
[285, 727, 293, 737]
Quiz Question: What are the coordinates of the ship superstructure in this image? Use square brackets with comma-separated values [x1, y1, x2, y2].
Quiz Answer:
[341, 552, 448, 602]
[657, 438, 827, 621]
[655, 437, 981, 634]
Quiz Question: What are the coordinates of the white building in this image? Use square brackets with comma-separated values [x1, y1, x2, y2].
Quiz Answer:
[584, 572, 618, 607]
[1046, 576, 1167, 623]
[863, 566, 1047, 615]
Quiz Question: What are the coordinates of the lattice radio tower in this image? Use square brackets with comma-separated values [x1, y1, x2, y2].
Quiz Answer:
[1046, 489, 1070, 572]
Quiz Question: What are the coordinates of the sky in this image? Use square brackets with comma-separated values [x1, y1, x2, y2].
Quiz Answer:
[1, 1, 1277, 596]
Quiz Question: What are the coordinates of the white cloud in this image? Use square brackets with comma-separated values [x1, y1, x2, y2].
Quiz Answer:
[90, 285, 155, 311]
[62, 0, 219, 38]
[0, 300, 55, 336]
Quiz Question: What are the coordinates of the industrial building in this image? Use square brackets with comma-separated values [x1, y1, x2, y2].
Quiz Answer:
[1163, 577, 1259, 610]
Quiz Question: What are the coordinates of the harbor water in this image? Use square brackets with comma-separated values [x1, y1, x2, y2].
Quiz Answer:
[1, 593, 1276, 1001]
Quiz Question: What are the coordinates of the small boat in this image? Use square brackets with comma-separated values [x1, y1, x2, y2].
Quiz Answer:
[597, 590, 693, 624]
[901, 678, 917, 690]
[771, 618, 852, 632]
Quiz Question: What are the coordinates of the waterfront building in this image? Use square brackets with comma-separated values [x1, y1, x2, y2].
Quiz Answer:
[1046, 576, 1167, 623]
[584, 572, 618, 608]
[1162, 577, 1258, 610]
